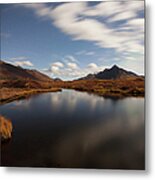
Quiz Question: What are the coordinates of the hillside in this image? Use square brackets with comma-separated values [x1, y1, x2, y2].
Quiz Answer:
[0, 60, 52, 82]
[0, 61, 61, 103]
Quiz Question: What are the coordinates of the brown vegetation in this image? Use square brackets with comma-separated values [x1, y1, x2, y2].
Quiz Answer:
[0, 77, 144, 105]
[58, 77, 144, 98]
[0, 115, 13, 142]
[0, 60, 144, 101]
[0, 79, 56, 89]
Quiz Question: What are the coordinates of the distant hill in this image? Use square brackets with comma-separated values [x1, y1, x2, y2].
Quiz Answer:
[0, 60, 52, 82]
[80, 65, 141, 80]
[53, 78, 63, 82]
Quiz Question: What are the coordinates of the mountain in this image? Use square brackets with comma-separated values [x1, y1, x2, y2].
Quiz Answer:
[53, 78, 63, 82]
[80, 65, 140, 80]
[80, 73, 96, 80]
[0, 60, 52, 82]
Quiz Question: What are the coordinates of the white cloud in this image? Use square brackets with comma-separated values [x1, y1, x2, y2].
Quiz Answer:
[50, 66, 60, 75]
[83, 1, 124, 17]
[45, 58, 107, 80]
[67, 62, 78, 69]
[127, 18, 144, 32]
[14, 60, 33, 67]
[52, 61, 64, 68]
[108, 11, 136, 22]
[88, 63, 98, 69]
[91, 1, 144, 17]
[50, 61, 64, 75]
[5, 56, 33, 67]
[22, 1, 144, 77]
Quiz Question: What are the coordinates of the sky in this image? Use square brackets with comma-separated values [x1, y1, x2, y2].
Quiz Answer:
[0, 1, 144, 80]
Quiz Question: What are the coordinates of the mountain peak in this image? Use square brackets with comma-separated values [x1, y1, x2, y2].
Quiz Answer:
[80, 65, 139, 80]
[96, 65, 138, 79]
[111, 64, 119, 70]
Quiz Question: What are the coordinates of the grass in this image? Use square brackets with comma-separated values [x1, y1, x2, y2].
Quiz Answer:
[0, 115, 13, 142]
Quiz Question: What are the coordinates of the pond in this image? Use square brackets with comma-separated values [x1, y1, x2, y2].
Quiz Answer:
[0, 89, 145, 169]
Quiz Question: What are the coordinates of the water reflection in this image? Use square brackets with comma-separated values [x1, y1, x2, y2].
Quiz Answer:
[11, 98, 31, 108]
[50, 90, 110, 113]
[0, 89, 144, 169]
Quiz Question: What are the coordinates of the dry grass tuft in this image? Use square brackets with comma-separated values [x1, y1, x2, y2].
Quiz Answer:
[0, 115, 13, 142]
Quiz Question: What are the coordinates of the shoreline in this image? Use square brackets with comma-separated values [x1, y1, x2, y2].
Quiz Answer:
[0, 86, 144, 105]
[0, 77, 144, 105]
[61, 79, 145, 99]
[72, 87, 145, 98]
[0, 88, 62, 105]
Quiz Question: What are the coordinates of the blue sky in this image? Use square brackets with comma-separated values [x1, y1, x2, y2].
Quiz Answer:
[0, 1, 144, 80]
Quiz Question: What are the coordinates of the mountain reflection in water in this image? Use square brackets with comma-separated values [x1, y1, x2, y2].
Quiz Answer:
[0, 89, 144, 169]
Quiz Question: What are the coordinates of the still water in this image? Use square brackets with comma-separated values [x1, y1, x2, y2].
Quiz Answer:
[0, 89, 145, 169]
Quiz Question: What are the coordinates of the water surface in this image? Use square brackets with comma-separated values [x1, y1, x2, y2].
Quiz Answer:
[0, 89, 145, 169]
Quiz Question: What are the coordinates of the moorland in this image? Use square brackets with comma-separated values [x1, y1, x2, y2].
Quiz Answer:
[0, 60, 144, 104]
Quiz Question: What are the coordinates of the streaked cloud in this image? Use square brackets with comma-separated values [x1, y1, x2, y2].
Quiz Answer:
[9, 56, 28, 61]
[21, 1, 144, 55]
[76, 50, 95, 56]
[21, 1, 144, 78]
[108, 11, 136, 22]
[64, 55, 78, 63]
[85, 51, 95, 56]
